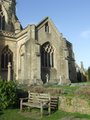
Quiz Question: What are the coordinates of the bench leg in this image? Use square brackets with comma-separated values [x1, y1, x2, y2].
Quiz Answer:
[20, 100, 22, 111]
[48, 103, 51, 115]
[41, 106, 43, 117]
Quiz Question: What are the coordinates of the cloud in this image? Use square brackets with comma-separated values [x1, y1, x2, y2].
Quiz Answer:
[80, 30, 90, 39]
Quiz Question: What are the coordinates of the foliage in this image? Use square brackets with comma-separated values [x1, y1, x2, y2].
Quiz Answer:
[0, 80, 17, 110]
[88, 67, 90, 81]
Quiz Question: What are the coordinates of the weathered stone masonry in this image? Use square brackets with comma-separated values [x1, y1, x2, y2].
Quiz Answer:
[0, 0, 77, 84]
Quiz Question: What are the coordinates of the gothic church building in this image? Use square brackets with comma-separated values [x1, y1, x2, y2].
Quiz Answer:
[0, 0, 77, 85]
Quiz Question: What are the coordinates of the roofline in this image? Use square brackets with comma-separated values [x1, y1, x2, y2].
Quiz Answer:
[36, 16, 49, 27]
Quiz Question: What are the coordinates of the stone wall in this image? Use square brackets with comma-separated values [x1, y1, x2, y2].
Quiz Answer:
[59, 96, 90, 115]
[36, 18, 71, 84]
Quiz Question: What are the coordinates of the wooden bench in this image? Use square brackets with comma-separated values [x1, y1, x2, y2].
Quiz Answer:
[20, 91, 51, 116]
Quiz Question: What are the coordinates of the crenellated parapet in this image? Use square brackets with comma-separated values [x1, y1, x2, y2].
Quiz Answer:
[0, 30, 15, 38]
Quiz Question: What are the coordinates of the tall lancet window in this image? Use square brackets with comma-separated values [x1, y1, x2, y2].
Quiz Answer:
[0, 4, 5, 30]
[41, 42, 54, 68]
[1, 46, 13, 70]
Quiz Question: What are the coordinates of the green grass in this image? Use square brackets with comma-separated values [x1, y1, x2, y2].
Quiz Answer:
[0, 109, 32, 120]
[0, 109, 90, 120]
[1, 83, 90, 120]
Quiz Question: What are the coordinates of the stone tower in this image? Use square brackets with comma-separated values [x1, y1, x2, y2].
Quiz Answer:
[0, 0, 21, 33]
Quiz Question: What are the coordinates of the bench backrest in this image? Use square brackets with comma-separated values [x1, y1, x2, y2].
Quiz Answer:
[28, 91, 50, 103]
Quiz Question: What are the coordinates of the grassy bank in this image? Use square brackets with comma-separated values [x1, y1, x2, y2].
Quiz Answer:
[1, 83, 90, 119]
[0, 109, 90, 120]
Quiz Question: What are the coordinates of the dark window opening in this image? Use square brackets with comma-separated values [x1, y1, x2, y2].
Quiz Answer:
[1, 46, 13, 70]
[0, 5, 5, 30]
[41, 42, 54, 68]
[45, 23, 49, 33]
[0, 5, 2, 12]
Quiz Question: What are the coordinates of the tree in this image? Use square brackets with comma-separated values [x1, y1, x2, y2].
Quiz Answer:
[88, 67, 90, 81]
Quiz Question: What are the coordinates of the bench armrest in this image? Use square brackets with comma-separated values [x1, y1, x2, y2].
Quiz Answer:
[20, 98, 28, 102]
[20, 98, 28, 100]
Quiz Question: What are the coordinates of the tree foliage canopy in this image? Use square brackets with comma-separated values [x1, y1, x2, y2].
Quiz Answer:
[88, 67, 90, 81]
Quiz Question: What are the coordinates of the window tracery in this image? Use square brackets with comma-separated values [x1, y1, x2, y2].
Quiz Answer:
[1, 46, 13, 70]
[41, 42, 54, 68]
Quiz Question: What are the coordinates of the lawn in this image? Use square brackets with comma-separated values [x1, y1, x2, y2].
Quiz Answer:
[0, 109, 90, 120]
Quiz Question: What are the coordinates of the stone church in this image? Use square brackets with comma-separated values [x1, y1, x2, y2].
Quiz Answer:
[0, 0, 77, 85]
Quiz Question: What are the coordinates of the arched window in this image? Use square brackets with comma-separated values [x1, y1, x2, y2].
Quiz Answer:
[41, 42, 54, 68]
[1, 46, 13, 70]
[0, 4, 5, 30]
[45, 22, 49, 33]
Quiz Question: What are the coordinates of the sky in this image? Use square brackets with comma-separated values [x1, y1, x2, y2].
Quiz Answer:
[16, 0, 90, 69]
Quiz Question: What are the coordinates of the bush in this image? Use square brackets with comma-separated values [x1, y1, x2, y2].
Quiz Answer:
[0, 80, 17, 110]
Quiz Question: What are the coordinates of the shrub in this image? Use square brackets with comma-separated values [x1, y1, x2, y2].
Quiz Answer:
[0, 80, 17, 110]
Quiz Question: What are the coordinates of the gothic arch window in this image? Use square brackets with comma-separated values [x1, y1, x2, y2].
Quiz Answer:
[41, 42, 54, 68]
[1, 46, 13, 70]
[0, 4, 5, 30]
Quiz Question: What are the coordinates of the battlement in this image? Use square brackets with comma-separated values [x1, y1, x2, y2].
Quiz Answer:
[0, 30, 15, 38]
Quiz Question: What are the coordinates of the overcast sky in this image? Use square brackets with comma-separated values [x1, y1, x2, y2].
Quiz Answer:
[16, 0, 90, 69]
